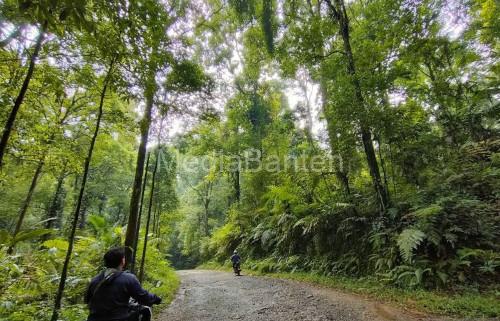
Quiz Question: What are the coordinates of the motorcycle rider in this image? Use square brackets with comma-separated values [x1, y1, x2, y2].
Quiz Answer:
[85, 247, 162, 321]
[230, 250, 241, 275]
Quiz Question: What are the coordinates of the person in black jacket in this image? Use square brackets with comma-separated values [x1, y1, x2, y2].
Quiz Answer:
[230, 250, 241, 276]
[85, 247, 162, 321]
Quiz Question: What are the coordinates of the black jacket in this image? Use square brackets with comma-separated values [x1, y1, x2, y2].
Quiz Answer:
[231, 254, 241, 264]
[85, 270, 160, 321]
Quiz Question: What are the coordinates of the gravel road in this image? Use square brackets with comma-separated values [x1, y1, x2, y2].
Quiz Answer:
[157, 270, 473, 321]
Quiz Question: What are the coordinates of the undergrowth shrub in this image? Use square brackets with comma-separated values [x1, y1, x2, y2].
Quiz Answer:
[202, 140, 500, 291]
[0, 215, 179, 321]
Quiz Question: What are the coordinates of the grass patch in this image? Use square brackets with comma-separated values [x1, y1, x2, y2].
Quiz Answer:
[143, 249, 180, 313]
[198, 261, 499, 318]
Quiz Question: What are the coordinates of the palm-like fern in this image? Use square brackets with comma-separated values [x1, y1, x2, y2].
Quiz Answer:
[397, 228, 426, 263]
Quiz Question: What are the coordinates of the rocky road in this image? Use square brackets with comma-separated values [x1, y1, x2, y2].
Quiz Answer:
[157, 270, 473, 321]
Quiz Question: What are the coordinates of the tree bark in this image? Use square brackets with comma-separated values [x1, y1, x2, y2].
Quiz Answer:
[7, 158, 45, 253]
[232, 168, 240, 203]
[154, 203, 162, 237]
[138, 147, 160, 283]
[78, 194, 89, 229]
[152, 203, 159, 237]
[46, 169, 67, 230]
[124, 78, 157, 263]
[319, 77, 351, 196]
[50, 57, 115, 321]
[203, 205, 209, 235]
[326, 0, 389, 211]
[130, 151, 151, 274]
[376, 136, 390, 199]
[202, 181, 212, 236]
[0, 21, 47, 169]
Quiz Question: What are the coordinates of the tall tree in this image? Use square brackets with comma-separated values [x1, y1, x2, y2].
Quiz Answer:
[9, 84, 91, 250]
[123, 0, 179, 263]
[0, 0, 90, 169]
[138, 146, 160, 282]
[0, 22, 46, 169]
[324, 0, 389, 210]
[130, 151, 151, 274]
[50, 55, 117, 321]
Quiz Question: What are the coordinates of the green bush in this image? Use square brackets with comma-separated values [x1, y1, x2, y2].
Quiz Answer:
[0, 230, 179, 321]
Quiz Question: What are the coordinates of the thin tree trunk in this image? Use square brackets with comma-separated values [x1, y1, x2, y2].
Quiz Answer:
[376, 137, 390, 199]
[138, 147, 160, 283]
[155, 198, 164, 237]
[50, 57, 115, 321]
[0, 21, 47, 169]
[78, 195, 89, 229]
[320, 76, 351, 196]
[389, 143, 397, 197]
[7, 158, 44, 253]
[154, 204, 162, 237]
[11, 124, 66, 242]
[98, 198, 105, 215]
[130, 152, 151, 274]
[233, 168, 240, 203]
[118, 204, 125, 225]
[203, 191, 211, 236]
[152, 204, 159, 237]
[155, 202, 164, 239]
[46, 169, 67, 230]
[326, 0, 388, 211]
[125, 79, 157, 263]
[201, 180, 213, 236]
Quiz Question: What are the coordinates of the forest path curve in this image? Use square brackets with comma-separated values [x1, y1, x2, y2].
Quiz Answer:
[157, 270, 463, 321]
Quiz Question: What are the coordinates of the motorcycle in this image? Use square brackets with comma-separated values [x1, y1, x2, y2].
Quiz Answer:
[128, 300, 152, 321]
[233, 262, 241, 276]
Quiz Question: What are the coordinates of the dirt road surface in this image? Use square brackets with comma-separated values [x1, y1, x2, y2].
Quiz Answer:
[157, 270, 479, 321]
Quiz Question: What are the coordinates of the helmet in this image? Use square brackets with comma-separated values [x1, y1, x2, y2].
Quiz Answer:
[233, 250, 238, 254]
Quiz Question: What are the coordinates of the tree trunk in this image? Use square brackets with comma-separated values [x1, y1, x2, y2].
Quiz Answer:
[78, 195, 89, 229]
[232, 168, 240, 204]
[46, 169, 67, 230]
[202, 181, 212, 236]
[7, 158, 44, 253]
[98, 197, 105, 215]
[125, 79, 157, 263]
[130, 151, 151, 274]
[388, 143, 397, 197]
[50, 57, 115, 321]
[203, 201, 210, 236]
[327, 0, 389, 211]
[376, 136, 390, 199]
[319, 77, 351, 196]
[0, 21, 47, 169]
[154, 204, 162, 237]
[152, 204, 159, 237]
[138, 148, 160, 283]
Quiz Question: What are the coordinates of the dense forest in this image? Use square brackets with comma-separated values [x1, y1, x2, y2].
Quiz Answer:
[0, 0, 498, 320]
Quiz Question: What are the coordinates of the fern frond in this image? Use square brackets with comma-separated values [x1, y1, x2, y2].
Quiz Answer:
[397, 228, 426, 263]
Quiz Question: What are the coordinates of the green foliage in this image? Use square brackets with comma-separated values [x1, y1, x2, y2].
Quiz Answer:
[166, 60, 212, 93]
[397, 228, 426, 263]
[0, 228, 53, 248]
[0, 0, 499, 317]
[174, 0, 500, 309]
[0, 226, 179, 321]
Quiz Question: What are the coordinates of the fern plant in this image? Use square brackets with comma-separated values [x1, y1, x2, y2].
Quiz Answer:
[397, 228, 426, 263]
